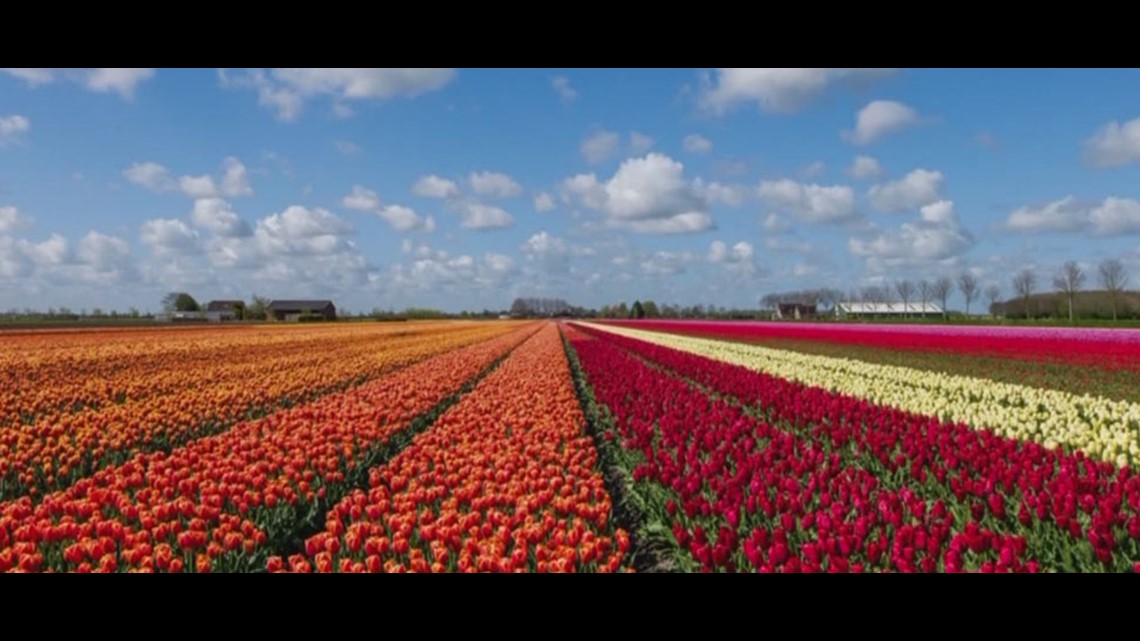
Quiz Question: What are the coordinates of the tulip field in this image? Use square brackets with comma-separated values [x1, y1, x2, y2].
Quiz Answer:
[2, 319, 1139, 571]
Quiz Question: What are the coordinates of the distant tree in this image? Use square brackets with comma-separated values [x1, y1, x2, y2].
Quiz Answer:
[895, 280, 915, 317]
[918, 280, 933, 313]
[128, 306, 140, 319]
[642, 300, 659, 318]
[617, 302, 629, 318]
[1098, 259, 1128, 322]
[510, 298, 529, 317]
[91, 307, 105, 318]
[1052, 261, 1085, 322]
[984, 285, 1002, 317]
[631, 300, 646, 319]
[958, 272, 979, 317]
[248, 294, 270, 320]
[161, 292, 200, 313]
[1012, 269, 1037, 320]
[932, 277, 953, 319]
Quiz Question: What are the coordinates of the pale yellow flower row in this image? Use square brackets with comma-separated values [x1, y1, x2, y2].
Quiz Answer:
[580, 323, 1140, 467]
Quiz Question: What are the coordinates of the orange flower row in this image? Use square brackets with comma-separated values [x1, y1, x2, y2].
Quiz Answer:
[0, 324, 539, 572]
[0, 323, 518, 500]
[279, 323, 632, 573]
[1, 323, 487, 426]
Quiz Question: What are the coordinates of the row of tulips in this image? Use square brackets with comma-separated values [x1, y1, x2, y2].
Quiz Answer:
[584, 323, 1140, 468]
[566, 324, 1140, 571]
[1, 323, 470, 424]
[605, 319, 1140, 370]
[280, 323, 630, 573]
[0, 325, 538, 572]
[0, 323, 520, 502]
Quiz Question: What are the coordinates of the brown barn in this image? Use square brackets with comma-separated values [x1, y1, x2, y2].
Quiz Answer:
[205, 300, 245, 320]
[266, 300, 336, 322]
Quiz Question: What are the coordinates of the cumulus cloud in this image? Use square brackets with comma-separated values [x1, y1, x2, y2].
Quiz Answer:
[534, 192, 557, 212]
[220, 157, 252, 197]
[707, 240, 754, 263]
[848, 155, 883, 180]
[342, 185, 435, 232]
[1005, 196, 1140, 235]
[757, 178, 857, 223]
[468, 171, 522, 198]
[551, 76, 577, 104]
[580, 129, 621, 165]
[2, 68, 155, 98]
[699, 68, 897, 115]
[849, 199, 974, 267]
[179, 175, 219, 199]
[140, 219, 201, 256]
[412, 174, 460, 199]
[630, 132, 656, 154]
[762, 213, 791, 233]
[0, 205, 32, 233]
[191, 198, 252, 237]
[0, 115, 30, 146]
[562, 153, 713, 234]
[458, 202, 514, 230]
[1083, 116, 1140, 167]
[800, 161, 825, 178]
[683, 134, 713, 154]
[843, 100, 921, 145]
[219, 68, 456, 121]
[123, 162, 175, 192]
[867, 169, 943, 213]
[693, 179, 749, 207]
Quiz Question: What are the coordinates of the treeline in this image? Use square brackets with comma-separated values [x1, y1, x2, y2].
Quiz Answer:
[596, 300, 766, 320]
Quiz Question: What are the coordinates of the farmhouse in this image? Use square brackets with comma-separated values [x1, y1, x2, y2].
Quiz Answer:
[205, 300, 245, 321]
[266, 299, 337, 322]
[774, 303, 817, 320]
[835, 302, 943, 318]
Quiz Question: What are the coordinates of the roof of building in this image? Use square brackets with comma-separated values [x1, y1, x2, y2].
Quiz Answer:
[267, 300, 336, 311]
[205, 300, 245, 312]
[837, 302, 943, 314]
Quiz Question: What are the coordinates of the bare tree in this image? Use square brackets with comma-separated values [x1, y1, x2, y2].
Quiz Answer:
[985, 284, 1002, 317]
[895, 280, 915, 317]
[1098, 259, 1129, 322]
[958, 272, 980, 317]
[1013, 269, 1037, 320]
[932, 277, 953, 319]
[1052, 261, 1085, 322]
[918, 279, 933, 313]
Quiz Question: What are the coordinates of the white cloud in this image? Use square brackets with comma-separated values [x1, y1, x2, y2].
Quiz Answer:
[0, 115, 30, 146]
[334, 140, 362, 155]
[563, 153, 714, 234]
[581, 129, 621, 165]
[848, 155, 884, 180]
[220, 157, 252, 197]
[412, 174, 460, 199]
[123, 162, 175, 192]
[191, 198, 252, 238]
[220, 68, 456, 121]
[179, 175, 219, 199]
[2, 68, 155, 98]
[758, 178, 857, 223]
[764, 237, 813, 254]
[468, 171, 522, 198]
[843, 100, 921, 145]
[707, 240, 754, 263]
[1005, 196, 1140, 236]
[640, 251, 692, 277]
[76, 231, 132, 272]
[20, 234, 69, 266]
[458, 202, 514, 230]
[140, 219, 200, 256]
[800, 161, 826, 178]
[551, 76, 577, 104]
[630, 132, 656, 154]
[762, 213, 790, 233]
[1083, 116, 1140, 167]
[867, 169, 944, 213]
[699, 68, 897, 115]
[254, 206, 354, 257]
[342, 185, 434, 232]
[683, 134, 713, 154]
[0, 205, 32, 233]
[534, 192, 557, 213]
[693, 178, 748, 207]
[850, 199, 974, 267]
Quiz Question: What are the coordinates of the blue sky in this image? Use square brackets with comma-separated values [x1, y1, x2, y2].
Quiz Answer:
[2, 68, 1140, 314]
